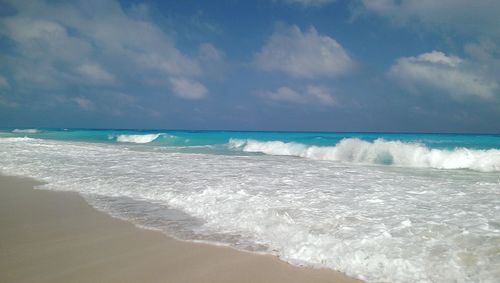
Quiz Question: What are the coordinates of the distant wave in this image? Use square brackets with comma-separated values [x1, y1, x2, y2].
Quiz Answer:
[229, 138, 500, 172]
[116, 134, 161, 144]
[0, 137, 37, 142]
[12, 129, 39, 133]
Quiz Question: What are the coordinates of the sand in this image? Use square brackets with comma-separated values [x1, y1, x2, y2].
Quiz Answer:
[0, 174, 362, 283]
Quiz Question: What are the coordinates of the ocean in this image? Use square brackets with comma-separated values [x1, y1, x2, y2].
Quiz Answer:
[1, 129, 499, 282]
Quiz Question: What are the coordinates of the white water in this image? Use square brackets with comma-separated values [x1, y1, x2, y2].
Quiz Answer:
[1, 137, 499, 282]
[229, 138, 500, 172]
[116, 133, 161, 143]
[12, 128, 39, 133]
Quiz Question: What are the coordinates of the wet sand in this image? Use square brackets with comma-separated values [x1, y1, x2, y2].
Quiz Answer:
[0, 175, 361, 283]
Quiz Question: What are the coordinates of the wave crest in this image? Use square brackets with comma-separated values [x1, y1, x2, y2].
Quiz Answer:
[116, 134, 161, 144]
[229, 138, 500, 172]
[0, 137, 37, 142]
[12, 129, 39, 133]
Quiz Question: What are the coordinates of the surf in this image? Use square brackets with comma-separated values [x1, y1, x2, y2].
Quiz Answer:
[116, 133, 162, 144]
[12, 129, 39, 133]
[229, 138, 500, 172]
[1, 132, 500, 282]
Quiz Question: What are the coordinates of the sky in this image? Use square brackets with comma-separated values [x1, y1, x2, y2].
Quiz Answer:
[0, 0, 499, 133]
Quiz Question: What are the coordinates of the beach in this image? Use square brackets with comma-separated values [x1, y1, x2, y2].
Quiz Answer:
[1, 131, 499, 282]
[0, 174, 361, 283]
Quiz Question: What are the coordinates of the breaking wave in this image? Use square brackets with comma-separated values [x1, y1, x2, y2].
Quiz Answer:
[116, 134, 161, 144]
[1, 137, 37, 142]
[229, 138, 500, 172]
[1, 135, 500, 282]
[12, 129, 39, 133]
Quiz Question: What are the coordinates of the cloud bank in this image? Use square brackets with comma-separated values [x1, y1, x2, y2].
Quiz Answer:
[0, 0, 215, 102]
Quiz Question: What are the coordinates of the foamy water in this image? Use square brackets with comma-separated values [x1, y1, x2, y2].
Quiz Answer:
[116, 133, 161, 143]
[229, 138, 500, 172]
[12, 128, 39, 133]
[0, 131, 499, 283]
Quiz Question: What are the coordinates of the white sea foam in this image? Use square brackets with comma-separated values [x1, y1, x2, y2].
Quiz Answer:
[1, 137, 37, 142]
[116, 133, 161, 143]
[229, 138, 500, 172]
[12, 129, 39, 133]
[1, 137, 499, 283]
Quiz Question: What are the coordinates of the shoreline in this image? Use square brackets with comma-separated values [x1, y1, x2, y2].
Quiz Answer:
[0, 174, 362, 283]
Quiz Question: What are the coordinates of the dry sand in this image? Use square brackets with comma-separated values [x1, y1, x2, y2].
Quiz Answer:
[0, 174, 362, 283]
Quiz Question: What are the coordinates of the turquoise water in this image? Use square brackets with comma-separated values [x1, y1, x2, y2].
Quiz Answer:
[3, 128, 500, 149]
[2, 128, 500, 171]
[1, 128, 500, 282]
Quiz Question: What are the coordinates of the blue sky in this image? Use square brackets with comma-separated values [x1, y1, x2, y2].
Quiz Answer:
[0, 0, 499, 133]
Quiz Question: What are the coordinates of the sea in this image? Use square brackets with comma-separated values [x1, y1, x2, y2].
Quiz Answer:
[1, 129, 499, 282]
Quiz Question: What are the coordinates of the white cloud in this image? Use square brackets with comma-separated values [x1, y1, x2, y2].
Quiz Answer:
[279, 0, 336, 7]
[415, 51, 462, 67]
[357, 1, 500, 100]
[255, 25, 354, 78]
[169, 78, 208, 100]
[1, 16, 93, 88]
[388, 51, 498, 99]
[257, 85, 335, 106]
[0, 0, 210, 95]
[359, 0, 500, 37]
[77, 63, 116, 85]
[306, 85, 335, 105]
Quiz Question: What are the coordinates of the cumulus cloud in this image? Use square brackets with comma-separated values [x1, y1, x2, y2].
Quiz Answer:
[357, 2, 500, 101]
[255, 25, 354, 78]
[0, 0, 216, 101]
[358, 0, 500, 37]
[388, 51, 498, 99]
[415, 51, 462, 67]
[257, 85, 335, 106]
[169, 78, 208, 100]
